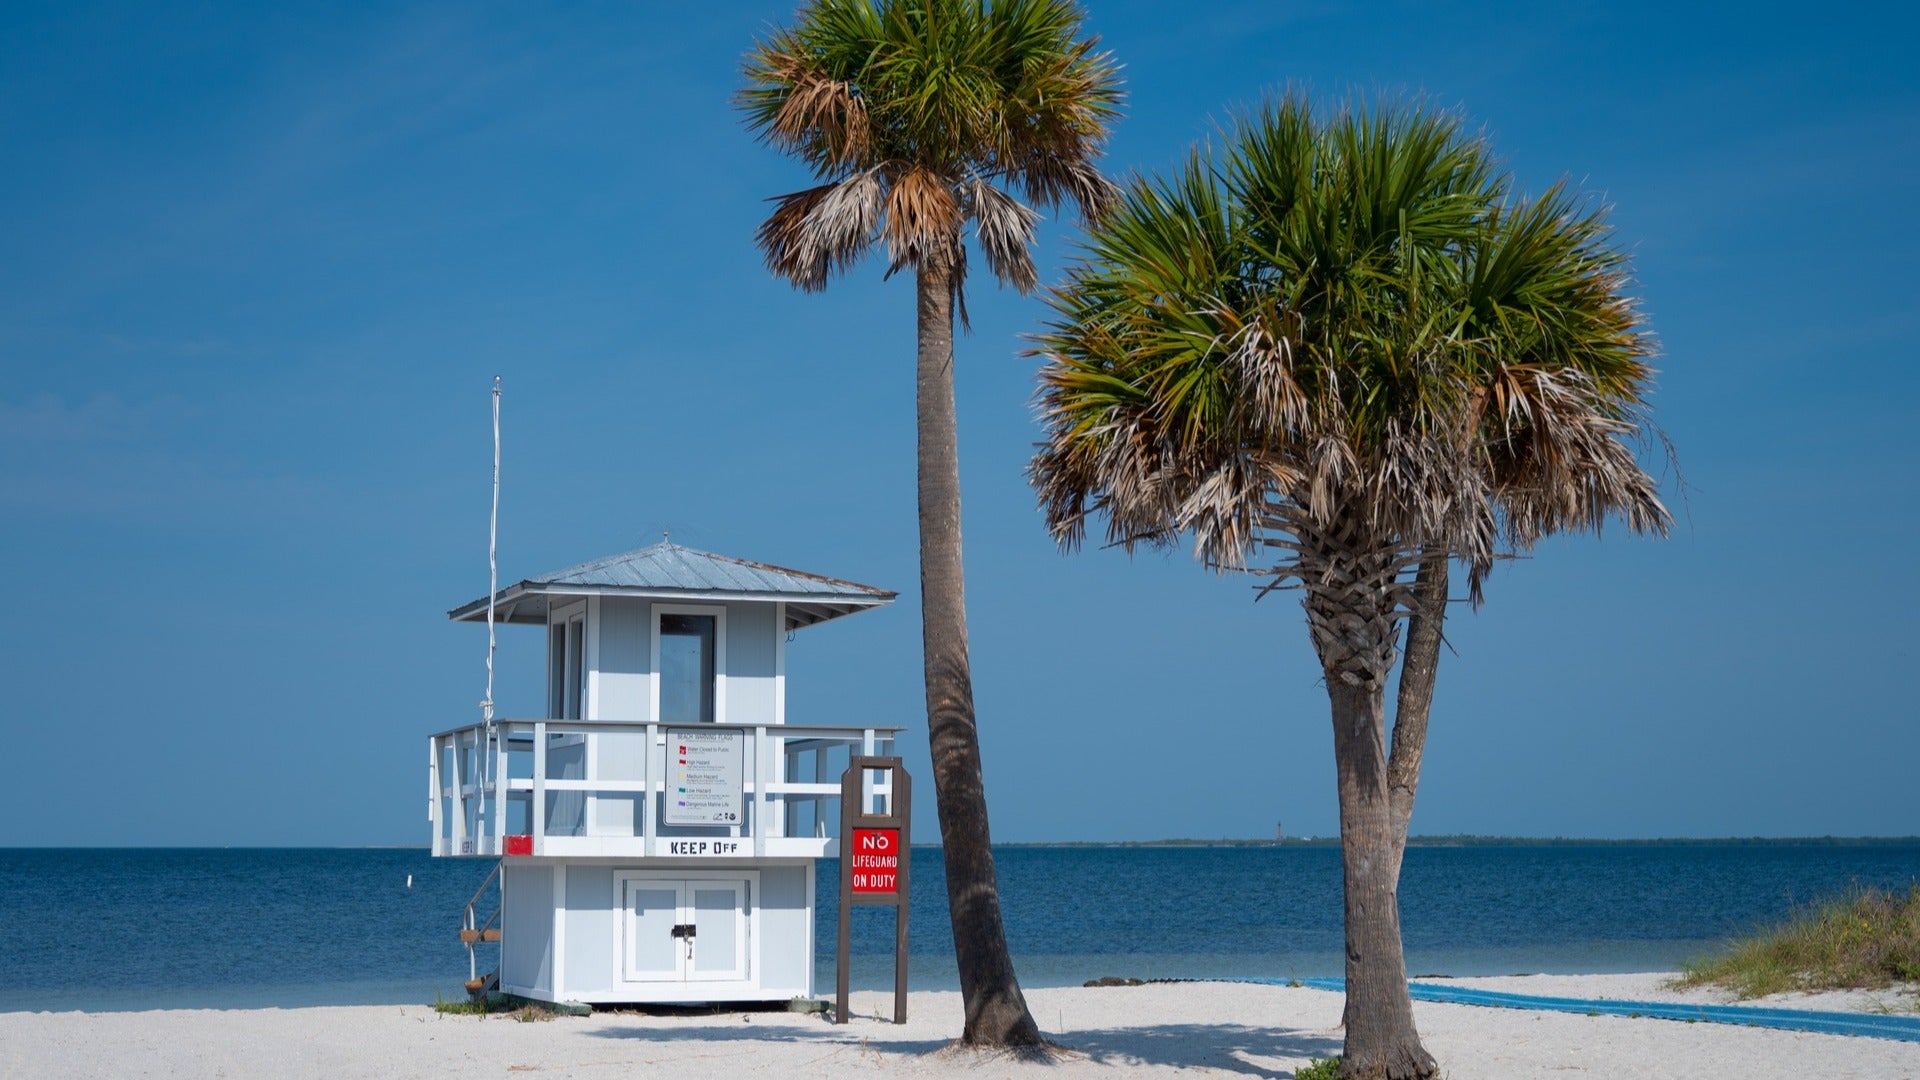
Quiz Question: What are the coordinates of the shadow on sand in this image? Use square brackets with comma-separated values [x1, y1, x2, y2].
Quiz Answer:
[586, 1017, 1341, 1076]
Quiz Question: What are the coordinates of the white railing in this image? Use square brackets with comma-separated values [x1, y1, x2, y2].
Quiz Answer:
[427, 719, 902, 858]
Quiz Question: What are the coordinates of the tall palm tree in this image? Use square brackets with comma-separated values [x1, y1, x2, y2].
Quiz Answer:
[740, 0, 1122, 1047]
[1029, 96, 1671, 1079]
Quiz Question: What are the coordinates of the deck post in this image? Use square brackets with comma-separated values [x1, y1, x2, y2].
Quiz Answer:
[493, 725, 509, 855]
[860, 729, 876, 814]
[642, 722, 658, 858]
[772, 732, 787, 839]
[532, 720, 547, 856]
[449, 732, 468, 854]
[753, 726, 770, 857]
[428, 737, 442, 856]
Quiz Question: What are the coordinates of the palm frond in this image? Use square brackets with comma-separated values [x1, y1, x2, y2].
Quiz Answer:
[742, 0, 1123, 291]
[966, 179, 1040, 293]
[883, 166, 962, 268]
[755, 173, 884, 290]
[1030, 89, 1673, 602]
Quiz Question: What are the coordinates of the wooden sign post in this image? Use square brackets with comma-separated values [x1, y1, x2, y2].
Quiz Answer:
[835, 755, 910, 1024]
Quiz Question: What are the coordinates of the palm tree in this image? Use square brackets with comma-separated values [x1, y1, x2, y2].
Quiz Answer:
[739, 0, 1122, 1047]
[1029, 95, 1670, 1079]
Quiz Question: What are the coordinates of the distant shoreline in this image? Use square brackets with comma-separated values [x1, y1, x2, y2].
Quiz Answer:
[1004, 836, 1920, 849]
[3, 835, 1918, 851]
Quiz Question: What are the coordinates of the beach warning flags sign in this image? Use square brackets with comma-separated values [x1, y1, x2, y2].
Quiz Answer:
[850, 828, 900, 893]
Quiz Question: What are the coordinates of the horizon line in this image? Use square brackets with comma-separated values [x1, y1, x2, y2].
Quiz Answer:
[4, 834, 1919, 851]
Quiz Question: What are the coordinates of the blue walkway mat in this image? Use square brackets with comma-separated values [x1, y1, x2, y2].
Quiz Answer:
[1234, 977, 1920, 1044]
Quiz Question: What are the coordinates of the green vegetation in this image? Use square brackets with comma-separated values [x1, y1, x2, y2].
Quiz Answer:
[431, 993, 487, 1016]
[431, 993, 557, 1021]
[1296, 1057, 1342, 1080]
[1676, 884, 1920, 998]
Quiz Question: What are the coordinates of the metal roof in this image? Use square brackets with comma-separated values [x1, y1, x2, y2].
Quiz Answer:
[448, 541, 896, 630]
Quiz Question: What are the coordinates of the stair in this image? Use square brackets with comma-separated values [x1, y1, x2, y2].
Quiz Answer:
[458, 860, 505, 996]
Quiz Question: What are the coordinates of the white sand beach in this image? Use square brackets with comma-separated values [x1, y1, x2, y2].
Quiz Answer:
[2, 975, 1915, 1080]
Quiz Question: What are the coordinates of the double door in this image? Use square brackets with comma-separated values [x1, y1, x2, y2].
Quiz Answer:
[621, 875, 750, 983]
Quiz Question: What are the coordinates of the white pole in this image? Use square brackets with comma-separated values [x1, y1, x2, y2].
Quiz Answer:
[481, 378, 502, 821]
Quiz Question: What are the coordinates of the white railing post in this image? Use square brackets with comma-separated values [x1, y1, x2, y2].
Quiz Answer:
[783, 741, 798, 840]
[642, 722, 658, 858]
[772, 731, 787, 840]
[533, 720, 547, 856]
[861, 727, 877, 815]
[753, 726, 770, 857]
[493, 725, 509, 854]
[813, 746, 828, 838]
[428, 736, 442, 856]
[449, 732, 469, 854]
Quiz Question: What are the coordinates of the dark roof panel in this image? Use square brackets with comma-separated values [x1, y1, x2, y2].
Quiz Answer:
[449, 541, 894, 629]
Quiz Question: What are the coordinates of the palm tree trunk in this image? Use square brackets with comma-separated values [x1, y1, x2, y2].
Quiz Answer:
[1385, 552, 1448, 883]
[914, 251, 1043, 1048]
[1301, 525, 1437, 1080]
[1327, 676, 1437, 1080]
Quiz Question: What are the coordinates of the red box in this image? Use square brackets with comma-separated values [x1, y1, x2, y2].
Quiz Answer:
[504, 834, 533, 856]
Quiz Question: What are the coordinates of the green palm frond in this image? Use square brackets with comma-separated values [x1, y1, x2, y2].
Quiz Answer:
[1030, 91, 1670, 589]
[741, 0, 1123, 294]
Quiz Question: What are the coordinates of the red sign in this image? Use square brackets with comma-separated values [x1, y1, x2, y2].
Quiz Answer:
[504, 834, 532, 856]
[849, 828, 899, 893]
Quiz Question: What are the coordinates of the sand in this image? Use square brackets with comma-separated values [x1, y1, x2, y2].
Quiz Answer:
[1, 975, 1915, 1079]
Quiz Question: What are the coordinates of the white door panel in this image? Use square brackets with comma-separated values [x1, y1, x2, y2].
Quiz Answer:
[617, 873, 752, 986]
[624, 883, 684, 981]
[687, 880, 748, 981]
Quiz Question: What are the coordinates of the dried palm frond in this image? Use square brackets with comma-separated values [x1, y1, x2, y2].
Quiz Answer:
[755, 172, 885, 291]
[755, 182, 839, 290]
[965, 179, 1040, 293]
[882, 166, 963, 269]
[767, 58, 873, 172]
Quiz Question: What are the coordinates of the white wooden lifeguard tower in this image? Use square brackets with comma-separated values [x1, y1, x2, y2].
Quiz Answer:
[429, 541, 901, 1006]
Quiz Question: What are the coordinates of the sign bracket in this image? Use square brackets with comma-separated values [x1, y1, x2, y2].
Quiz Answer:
[835, 755, 910, 1024]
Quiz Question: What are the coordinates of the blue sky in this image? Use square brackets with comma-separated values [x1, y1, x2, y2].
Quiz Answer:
[3, 2, 1916, 845]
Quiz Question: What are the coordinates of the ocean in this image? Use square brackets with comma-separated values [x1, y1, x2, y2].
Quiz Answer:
[2, 843, 1915, 1012]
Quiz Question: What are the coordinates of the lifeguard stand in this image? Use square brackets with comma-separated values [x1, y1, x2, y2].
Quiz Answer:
[429, 541, 901, 1006]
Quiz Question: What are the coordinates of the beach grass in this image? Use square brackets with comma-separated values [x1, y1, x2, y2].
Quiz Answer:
[431, 994, 488, 1016]
[1675, 883, 1920, 998]
[431, 993, 555, 1021]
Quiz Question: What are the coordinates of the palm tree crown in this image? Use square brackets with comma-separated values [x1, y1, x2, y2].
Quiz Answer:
[1031, 96, 1669, 606]
[740, 0, 1122, 300]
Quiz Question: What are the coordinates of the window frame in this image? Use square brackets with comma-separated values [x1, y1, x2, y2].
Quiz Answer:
[651, 603, 727, 725]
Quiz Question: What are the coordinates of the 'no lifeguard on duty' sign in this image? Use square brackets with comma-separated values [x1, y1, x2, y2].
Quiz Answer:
[850, 828, 900, 893]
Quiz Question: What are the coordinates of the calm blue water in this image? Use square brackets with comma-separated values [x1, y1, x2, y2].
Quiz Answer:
[1, 844, 1914, 1012]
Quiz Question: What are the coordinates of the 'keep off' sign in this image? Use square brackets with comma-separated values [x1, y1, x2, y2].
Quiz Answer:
[849, 828, 900, 893]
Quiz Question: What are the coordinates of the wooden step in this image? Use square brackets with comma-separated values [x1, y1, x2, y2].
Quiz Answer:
[459, 928, 503, 944]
